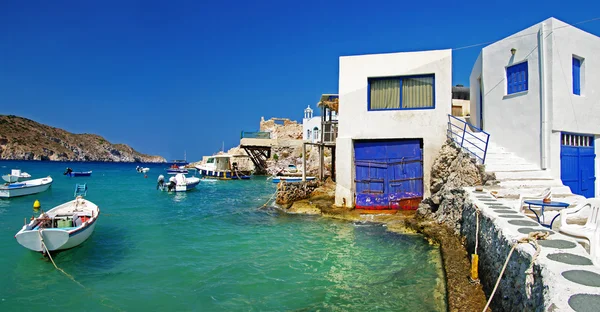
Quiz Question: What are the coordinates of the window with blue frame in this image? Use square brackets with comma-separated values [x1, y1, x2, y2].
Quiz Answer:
[573, 57, 581, 95]
[506, 62, 528, 94]
[368, 75, 434, 110]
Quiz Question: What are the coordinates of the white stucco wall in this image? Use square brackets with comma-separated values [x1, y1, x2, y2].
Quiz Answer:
[335, 49, 452, 207]
[469, 53, 483, 129]
[477, 21, 545, 167]
[548, 19, 600, 196]
[472, 17, 600, 196]
[302, 117, 321, 142]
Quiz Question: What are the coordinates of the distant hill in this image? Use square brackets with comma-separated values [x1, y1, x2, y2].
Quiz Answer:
[0, 115, 166, 162]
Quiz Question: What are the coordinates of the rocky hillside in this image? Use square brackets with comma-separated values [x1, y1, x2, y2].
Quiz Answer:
[0, 115, 165, 162]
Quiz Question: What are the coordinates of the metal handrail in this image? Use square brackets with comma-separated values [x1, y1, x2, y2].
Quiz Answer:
[446, 114, 490, 164]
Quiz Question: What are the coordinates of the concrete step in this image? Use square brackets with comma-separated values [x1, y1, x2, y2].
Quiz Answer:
[494, 170, 554, 181]
[490, 185, 573, 198]
[498, 178, 564, 188]
[485, 163, 541, 172]
[484, 158, 534, 167]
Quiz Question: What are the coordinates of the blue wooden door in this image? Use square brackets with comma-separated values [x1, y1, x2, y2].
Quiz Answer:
[354, 140, 423, 210]
[561, 133, 596, 198]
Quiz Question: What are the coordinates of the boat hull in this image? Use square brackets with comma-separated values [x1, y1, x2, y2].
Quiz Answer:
[197, 169, 251, 180]
[0, 177, 53, 198]
[272, 176, 316, 183]
[66, 171, 92, 177]
[15, 197, 99, 252]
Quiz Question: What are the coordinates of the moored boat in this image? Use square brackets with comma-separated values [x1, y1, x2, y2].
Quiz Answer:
[2, 169, 32, 183]
[0, 176, 53, 198]
[166, 164, 188, 174]
[136, 166, 150, 173]
[64, 168, 92, 177]
[157, 173, 200, 192]
[195, 154, 252, 180]
[15, 187, 99, 253]
[272, 176, 316, 183]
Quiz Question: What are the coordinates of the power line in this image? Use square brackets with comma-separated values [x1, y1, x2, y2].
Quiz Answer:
[452, 16, 600, 51]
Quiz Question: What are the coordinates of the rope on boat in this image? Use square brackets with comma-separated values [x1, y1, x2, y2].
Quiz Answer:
[481, 231, 549, 312]
[37, 230, 124, 312]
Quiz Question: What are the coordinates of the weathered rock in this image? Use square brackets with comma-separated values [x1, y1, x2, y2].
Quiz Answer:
[417, 140, 486, 234]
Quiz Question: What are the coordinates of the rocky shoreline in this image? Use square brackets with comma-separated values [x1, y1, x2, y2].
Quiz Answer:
[0, 115, 165, 162]
[269, 141, 492, 311]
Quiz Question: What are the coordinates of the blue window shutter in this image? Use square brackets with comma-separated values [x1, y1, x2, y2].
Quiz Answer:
[506, 62, 528, 95]
[573, 57, 581, 95]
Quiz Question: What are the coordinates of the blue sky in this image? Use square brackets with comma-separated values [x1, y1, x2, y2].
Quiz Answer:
[1, 0, 599, 161]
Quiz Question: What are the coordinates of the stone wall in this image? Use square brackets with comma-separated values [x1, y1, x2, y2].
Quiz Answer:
[461, 199, 545, 311]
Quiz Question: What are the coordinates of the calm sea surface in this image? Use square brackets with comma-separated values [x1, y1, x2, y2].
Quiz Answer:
[0, 161, 445, 311]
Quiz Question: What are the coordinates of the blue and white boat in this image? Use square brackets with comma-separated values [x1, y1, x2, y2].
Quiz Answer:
[64, 168, 92, 177]
[15, 186, 99, 253]
[0, 176, 53, 198]
[272, 176, 316, 183]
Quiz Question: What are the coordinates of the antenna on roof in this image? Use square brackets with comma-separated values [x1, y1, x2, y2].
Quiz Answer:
[222, 141, 224, 152]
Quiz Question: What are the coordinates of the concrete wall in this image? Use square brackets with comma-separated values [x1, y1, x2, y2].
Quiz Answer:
[335, 49, 452, 207]
[469, 53, 483, 129]
[472, 17, 600, 196]
[477, 21, 544, 167]
[463, 187, 600, 311]
[547, 19, 600, 196]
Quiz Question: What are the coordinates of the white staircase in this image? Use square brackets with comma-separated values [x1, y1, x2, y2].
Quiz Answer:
[462, 130, 582, 212]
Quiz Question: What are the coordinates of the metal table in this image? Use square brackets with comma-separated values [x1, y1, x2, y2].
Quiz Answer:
[524, 199, 569, 228]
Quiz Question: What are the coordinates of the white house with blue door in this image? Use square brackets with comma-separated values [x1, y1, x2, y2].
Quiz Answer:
[470, 17, 600, 198]
[335, 49, 452, 209]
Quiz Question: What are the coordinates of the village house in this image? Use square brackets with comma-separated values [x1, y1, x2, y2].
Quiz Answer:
[470, 17, 600, 198]
[334, 49, 452, 209]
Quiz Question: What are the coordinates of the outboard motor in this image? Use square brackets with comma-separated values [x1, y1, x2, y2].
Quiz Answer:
[167, 176, 177, 192]
[64, 167, 73, 176]
[157, 174, 165, 190]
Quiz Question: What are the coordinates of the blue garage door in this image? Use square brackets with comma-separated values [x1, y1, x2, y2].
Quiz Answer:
[354, 139, 423, 210]
[561, 133, 596, 198]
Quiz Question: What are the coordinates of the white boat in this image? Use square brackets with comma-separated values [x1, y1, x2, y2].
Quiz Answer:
[2, 169, 32, 183]
[157, 173, 200, 192]
[15, 193, 99, 253]
[196, 154, 253, 180]
[0, 176, 53, 198]
[136, 166, 150, 173]
[272, 176, 316, 183]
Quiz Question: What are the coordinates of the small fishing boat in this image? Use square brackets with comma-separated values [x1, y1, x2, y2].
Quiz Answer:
[272, 176, 316, 183]
[136, 166, 150, 173]
[64, 168, 92, 177]
[157, 173, 200, 192]
[166, 164, 188, 174]
[0, 176, 53, 198]
[195, 154, 252, 180]
[15, 184, 99, 253]
[2, 169, 32, 183]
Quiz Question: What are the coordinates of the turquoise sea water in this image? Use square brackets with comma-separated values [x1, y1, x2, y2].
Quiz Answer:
[0, 161, 445, 311]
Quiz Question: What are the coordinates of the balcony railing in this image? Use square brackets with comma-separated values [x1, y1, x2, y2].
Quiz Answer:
[446, 114, 490, 164]
[241, 131, 271, 139]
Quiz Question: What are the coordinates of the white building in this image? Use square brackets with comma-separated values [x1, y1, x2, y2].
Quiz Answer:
[470, 17, 600, 198]
[302, 105, 321, 143]
[335, 49, 452, 209]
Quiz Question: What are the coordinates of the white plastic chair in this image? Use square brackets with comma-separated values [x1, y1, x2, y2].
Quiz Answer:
[515, 187, 552, 213]
[558, 198, 600, 264]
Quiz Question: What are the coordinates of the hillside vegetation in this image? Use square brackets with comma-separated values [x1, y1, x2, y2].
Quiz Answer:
[0, 115, 165, 162]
